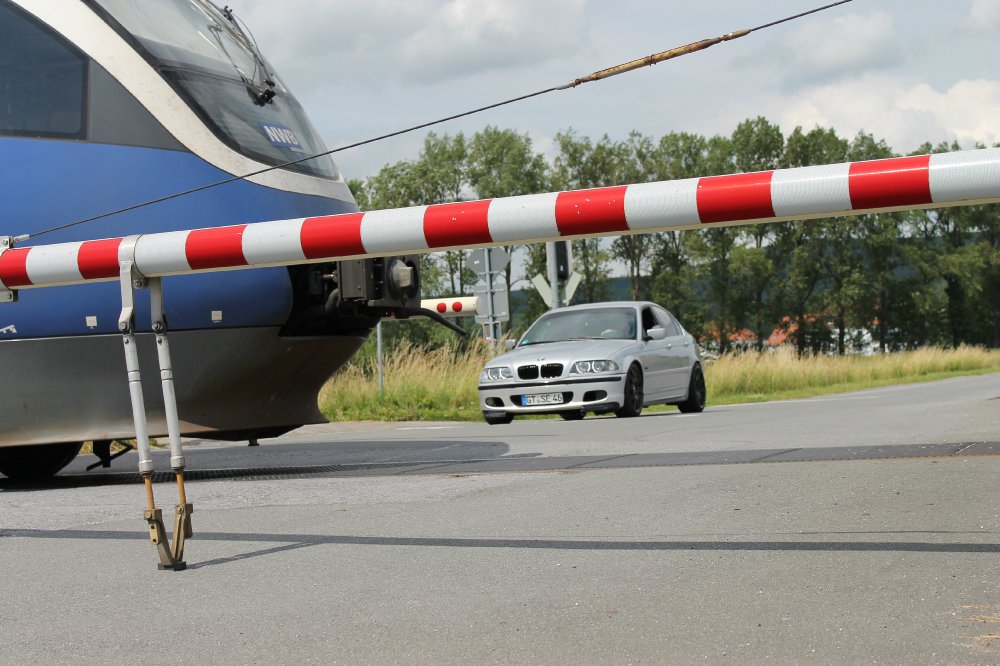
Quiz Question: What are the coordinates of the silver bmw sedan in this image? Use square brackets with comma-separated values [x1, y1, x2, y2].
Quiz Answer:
[478, 301, 706, 424]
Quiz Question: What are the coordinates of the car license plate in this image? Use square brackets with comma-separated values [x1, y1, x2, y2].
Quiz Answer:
[523, 393, 564, 406]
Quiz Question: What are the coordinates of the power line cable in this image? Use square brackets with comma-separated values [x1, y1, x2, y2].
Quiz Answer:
[18, 0, 853, 243]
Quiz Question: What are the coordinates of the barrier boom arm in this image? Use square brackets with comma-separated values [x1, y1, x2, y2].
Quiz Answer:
[1, 149, 999, 294]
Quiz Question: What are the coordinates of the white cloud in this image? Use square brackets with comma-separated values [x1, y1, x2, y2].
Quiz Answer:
[238, 0, 589, 92]
[967, 0, 1000, 32]
[758, 11, 903, 89]
[397, 0, 589, 84]
[222, 1, 1000, 178]
[900, 79, 1000, 147]
[751, 74, 1000, 152]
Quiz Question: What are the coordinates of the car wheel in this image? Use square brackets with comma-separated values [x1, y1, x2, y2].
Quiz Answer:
[559, 410, 585, 421]
[483, 411, 514, 425]
[615, 364, 644, 418]
[677, 364, 706, 413]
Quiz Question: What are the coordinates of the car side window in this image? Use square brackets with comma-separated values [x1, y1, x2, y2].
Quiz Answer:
[655, 307, 682, 337]
[641, 307, 658, 335]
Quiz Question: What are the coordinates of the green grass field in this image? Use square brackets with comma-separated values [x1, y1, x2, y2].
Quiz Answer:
[318, 343, 1000, 422]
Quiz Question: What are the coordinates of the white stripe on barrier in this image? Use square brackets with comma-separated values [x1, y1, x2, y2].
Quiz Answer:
[488, 192, 560, 243]
[624, 179, 700, 230]
[771, 163, 852, 218]
[242, 218, 307, 266]
[929, 148, 1000, 203]
[361, 207, 428, 254]
[24, 242, 84, 286]
[133, 230, 191, 276]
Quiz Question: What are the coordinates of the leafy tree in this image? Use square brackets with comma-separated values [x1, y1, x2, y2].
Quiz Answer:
[730, 117, 784, 349]
[687, 134, 739, 352]
[610, 132, 660, 300]
[649, 132, 709, 337]
[774, 126, 848, 354]
[847, 132, 905, 351]
[467, 126, 547, 198]
[467, 126, 549, 327]
[350, 121, 999, 354]
[550, 130, 616, 305]
[415, 132, 469, 295]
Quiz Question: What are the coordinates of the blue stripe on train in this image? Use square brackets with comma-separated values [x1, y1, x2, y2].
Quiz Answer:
[0, 139, 357, 338]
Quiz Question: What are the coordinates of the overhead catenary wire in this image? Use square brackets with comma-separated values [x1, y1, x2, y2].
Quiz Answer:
[17, 0, 854, 244]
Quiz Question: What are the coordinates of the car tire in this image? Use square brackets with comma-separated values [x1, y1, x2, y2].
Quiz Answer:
[559, 410, 585, 421]
[483, 411, 514, 425]
[677, 364, 707, 413]
[615, 364, 644, 418]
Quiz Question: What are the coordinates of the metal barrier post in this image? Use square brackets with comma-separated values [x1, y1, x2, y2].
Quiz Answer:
[149, 277, 193, 568]
[117, 258, 190, 571]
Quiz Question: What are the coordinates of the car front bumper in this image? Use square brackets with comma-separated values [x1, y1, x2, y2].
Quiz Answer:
[478, 373, 626, 415]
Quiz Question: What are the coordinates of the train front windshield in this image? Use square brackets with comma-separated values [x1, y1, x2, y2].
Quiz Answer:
[90, 0, 338, 179]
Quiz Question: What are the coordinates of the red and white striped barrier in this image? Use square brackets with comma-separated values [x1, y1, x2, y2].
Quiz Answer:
[2, 149, 998, 291]
[421, 297, 478, 317]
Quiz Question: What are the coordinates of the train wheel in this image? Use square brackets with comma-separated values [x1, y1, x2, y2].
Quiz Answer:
[0, 443, 83, 481]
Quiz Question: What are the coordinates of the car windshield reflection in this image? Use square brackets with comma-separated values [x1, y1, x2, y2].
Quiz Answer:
[519, 308, 637, 346]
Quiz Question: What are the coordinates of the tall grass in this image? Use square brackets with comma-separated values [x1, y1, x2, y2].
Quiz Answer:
[705, 345, 1000, 404]
[319, 341, 494, 422]
[318, 344, 1000, 421]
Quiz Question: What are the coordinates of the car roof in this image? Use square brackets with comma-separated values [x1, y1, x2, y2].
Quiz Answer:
[545, 301, 658, 314]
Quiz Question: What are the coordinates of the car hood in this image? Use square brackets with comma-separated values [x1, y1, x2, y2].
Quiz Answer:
[491, 339, 640, 367]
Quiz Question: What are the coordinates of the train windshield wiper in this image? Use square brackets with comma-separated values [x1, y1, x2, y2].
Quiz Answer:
[214, 3, 277, 105]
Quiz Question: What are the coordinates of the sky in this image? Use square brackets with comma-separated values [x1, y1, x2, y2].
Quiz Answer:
[234, 0, 1000, 183]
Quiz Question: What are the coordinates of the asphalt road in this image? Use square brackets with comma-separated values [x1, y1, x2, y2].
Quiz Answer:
[1, 374, 998, 664]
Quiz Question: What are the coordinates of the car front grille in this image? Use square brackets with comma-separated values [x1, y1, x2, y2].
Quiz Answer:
[541, 363, 563, 378]
[517, 363, 564, 380]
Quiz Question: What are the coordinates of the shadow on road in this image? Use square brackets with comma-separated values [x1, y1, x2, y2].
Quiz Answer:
[3, 440, 998, 491]
[2, 527, 999, 570]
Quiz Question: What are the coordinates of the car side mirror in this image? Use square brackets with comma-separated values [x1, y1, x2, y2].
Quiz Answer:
[645, 326, 667, 341]
[504, 339, 517, 351]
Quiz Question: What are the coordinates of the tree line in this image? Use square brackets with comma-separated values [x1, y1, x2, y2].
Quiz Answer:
[350, 118, 1000, 353]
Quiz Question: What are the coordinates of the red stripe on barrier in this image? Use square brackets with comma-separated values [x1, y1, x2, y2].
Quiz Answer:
[78, 238, 123, 280]
[186, 225, 248, 270]
[424, 200, 493, 248]
[555, 186, 628, 235]
[301, 213, 365, 259]
[697, 172, 775, 223]
[849, 155, 932, 210]
[0, 248, 32, 287]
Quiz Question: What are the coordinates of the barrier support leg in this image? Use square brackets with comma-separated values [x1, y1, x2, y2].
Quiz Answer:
[150, 277, 193, 569]
[119, 262, 187, 571]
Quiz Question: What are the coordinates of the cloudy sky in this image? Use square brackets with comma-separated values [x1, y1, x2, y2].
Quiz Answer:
[236, 0, 999, 181]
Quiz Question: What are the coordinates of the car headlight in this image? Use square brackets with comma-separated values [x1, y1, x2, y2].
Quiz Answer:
[570, 360, 620, 374]
[480, 366, 513, 382]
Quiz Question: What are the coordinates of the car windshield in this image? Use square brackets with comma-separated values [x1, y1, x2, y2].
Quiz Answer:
[519, 308, 637, 346]
[91, 0, 339, 179]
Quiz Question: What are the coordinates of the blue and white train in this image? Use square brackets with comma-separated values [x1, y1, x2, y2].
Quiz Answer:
[0, 0, 420, 478]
